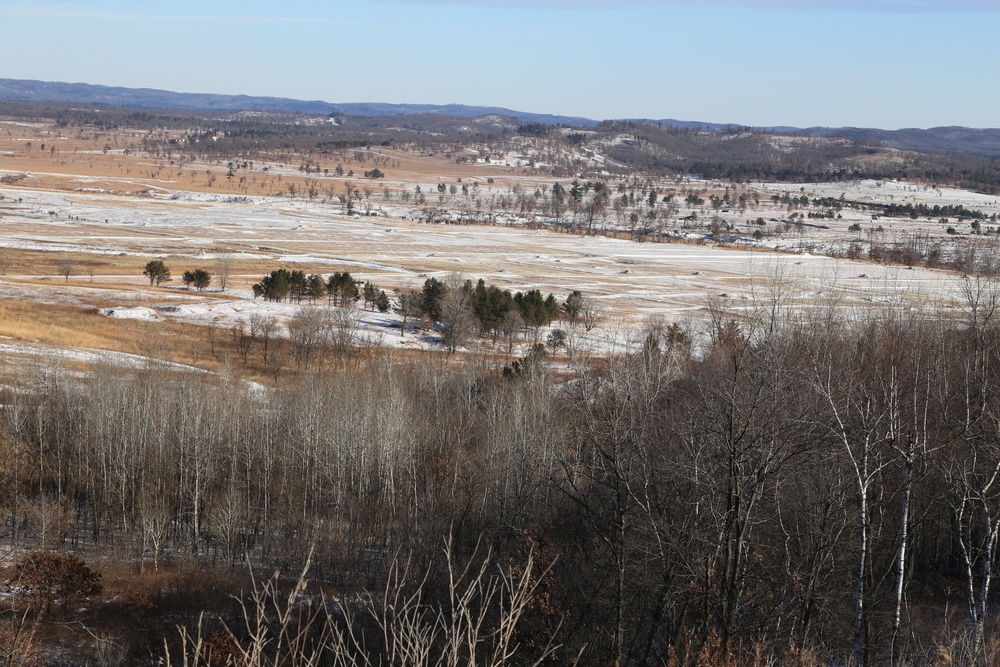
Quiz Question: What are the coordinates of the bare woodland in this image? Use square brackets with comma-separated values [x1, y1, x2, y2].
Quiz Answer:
[5, 101, 1000, 666]
[2, 280, 1000, 665]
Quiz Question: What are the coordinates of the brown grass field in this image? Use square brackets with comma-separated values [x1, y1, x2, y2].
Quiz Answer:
[0, 114, 993, 382]
[0, 120, 537, 197]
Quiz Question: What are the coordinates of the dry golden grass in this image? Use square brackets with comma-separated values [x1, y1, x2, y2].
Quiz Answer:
[16, 250, 144, 277]
[0, 299, 122, 349]
[0, 117, 543, 200]
[0, 298, 279, 383]
[0, 246, 282, 291]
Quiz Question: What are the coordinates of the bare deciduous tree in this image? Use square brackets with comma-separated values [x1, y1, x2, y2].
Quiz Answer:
[214, 247, 234, 291]
[398, 289, 423, 337]
[165, 541, 560, 667]
[249, 313, 278, 365]
[232, 321, 254, 364]
[440, 275, 476, 353]
[56, 258, 74, 282]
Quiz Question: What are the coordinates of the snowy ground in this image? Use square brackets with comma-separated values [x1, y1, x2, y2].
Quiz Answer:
[0, 337, 209, 379]
[754, 179, 1000, 210]
[0, 179, 992, 366]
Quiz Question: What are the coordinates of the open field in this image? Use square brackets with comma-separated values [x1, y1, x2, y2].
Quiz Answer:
[0, 186, 977, 342]
[2, 114, 999, 376]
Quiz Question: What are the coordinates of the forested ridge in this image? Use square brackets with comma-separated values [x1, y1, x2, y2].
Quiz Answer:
[6, 282, 1000, 665]
[5, 101, 1000, 194]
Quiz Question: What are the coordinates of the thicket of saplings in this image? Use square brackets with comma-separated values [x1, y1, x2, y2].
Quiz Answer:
[9, 281, 1000, 666]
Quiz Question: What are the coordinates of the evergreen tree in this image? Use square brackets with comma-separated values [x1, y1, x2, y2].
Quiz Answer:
[363, 281, 380, 310]
[143, 259, 171, 286]
[288, 270, 308, 303]
[563, 290, 585, 323]
[327, 272, 359, 306]
[307, 274, 327, 302]
[253, 269, 291, 301]
[375, 290, 391, 313]
[181, 268, 212, 291]
[422, 277, 446, 321]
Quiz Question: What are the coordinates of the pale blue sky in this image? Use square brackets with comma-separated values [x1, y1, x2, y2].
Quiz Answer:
[1, 0, 997, 129]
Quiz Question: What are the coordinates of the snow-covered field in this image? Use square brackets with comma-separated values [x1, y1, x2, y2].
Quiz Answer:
[0, 338, 209, 378]
[755, 179, 1000, 209]
[0, 179, 992, 366]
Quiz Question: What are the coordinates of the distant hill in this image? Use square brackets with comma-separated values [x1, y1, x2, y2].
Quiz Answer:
[792, 126, 1000, 160]
[625, 120, 1000, 159]
[2, 78, 1000, 158]
[0, 78, 599, 127]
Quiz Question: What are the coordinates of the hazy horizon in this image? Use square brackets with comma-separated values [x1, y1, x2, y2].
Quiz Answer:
[1, 0, 998, 130]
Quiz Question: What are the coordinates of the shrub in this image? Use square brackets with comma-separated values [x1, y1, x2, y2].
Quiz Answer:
[16, 552, 102, 611]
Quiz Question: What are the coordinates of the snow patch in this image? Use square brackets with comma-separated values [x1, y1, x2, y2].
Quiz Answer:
[99, 306, 160, 321]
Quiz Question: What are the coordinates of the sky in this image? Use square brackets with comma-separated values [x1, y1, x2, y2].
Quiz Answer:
[1, 0, 998, 129]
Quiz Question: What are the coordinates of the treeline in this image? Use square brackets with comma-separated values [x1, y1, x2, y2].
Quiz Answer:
[9, 282, 1000, 664]
[249, 269, 570, 351]
[881, 201, 987, 220]
[251, 269, 385, 309]
[395, 276, 568, 353]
